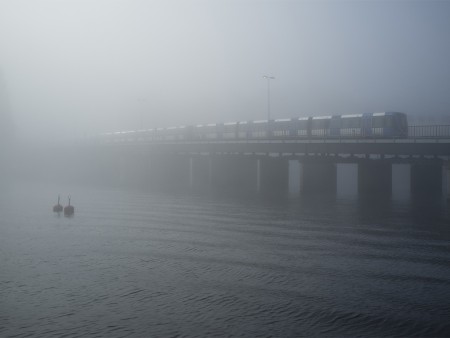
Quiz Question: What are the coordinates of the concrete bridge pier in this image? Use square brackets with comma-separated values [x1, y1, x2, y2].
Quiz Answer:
[358, 161, 392, 195]
[411, 162, 443, 196]
[288, 160, 301, 194]
[259, 157, 289, 194]
[336, 163, 358, 196]
[209, 156, 258, 193]
[300, 162, 337, 194]
[392, 163, 411, 197]
[445, 164, 450, 200]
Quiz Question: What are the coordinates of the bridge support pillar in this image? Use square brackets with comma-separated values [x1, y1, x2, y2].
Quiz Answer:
[392, 163, 411, 197]
[411, 162, 443, 196]
[336, 163, 358, 196]
[300, 162, 337, 194]
[358, 161, 391, 195]
[445, 164, 450, 200]
[288, 160, 301, 194]
[210, 156, 258, 192]
[258, 158, 289, 194]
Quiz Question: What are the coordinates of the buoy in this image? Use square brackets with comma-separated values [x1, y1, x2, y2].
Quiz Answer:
[64, 195, 75, 216]
[53, 195, 63, 212]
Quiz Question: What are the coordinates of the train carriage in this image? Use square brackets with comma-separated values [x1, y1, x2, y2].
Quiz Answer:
[191, 123, 221, 140]
[339, 114, 363, 137]
[371, 112, 408, 138]
[99, 131, 116, 144]
[273, 118, 296, 138]
[237, 121, 250, 139]
[311, 116, 331, 137]
[99, 112, 409, 143]
[133, 128, 151, 142]
[113, 130, 137, 142]
[147, 128, 159, 141]
[163, 126, 186, 141]
[296, 117, 310, 137]
[223, 122, 238, 139]
[250, 120, 269, 138]
[203, 124, 219, 139]
[153, 127, 166, 141]
[207, 124, 220, 139]
[191, 124, 206, 140]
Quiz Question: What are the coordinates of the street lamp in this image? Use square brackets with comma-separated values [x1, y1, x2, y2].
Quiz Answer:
[263, 75, 275, 120]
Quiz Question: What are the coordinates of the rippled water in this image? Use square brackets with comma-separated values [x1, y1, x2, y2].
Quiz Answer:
[1, 181, 450, 337]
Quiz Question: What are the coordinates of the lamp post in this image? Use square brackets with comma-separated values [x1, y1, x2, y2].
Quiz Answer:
[263, 75, 275, 120]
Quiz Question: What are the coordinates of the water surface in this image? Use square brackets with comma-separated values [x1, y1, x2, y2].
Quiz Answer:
[1, 181, 450, 337]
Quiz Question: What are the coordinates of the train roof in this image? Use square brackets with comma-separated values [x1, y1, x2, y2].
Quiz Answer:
[372, 112, 405, 116]
[99, 112, 409, 136]
[195, 123, 217, 127]
[312, 115, 332, 120]
[341, 114, 363, 118]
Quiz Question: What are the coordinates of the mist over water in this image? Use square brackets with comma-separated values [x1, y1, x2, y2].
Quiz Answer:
[1, 181, 449, 337]
[1, 1, 450, 336]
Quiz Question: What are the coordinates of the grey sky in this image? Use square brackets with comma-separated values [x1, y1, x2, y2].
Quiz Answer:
[1, 0, 449, 142]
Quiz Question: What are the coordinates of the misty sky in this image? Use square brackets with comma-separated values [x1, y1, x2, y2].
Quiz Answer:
[1, 0, 449, 142]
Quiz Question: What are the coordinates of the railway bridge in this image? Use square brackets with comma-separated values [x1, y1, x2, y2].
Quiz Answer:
[62, 125, 450, 198]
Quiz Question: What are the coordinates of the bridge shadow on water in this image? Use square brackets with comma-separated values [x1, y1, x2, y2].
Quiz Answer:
[166, 183, 450, 229]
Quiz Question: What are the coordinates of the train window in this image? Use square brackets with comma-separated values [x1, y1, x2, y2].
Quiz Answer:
[252, 122, 268, 132]
[224, 123, 237, 132]
[312, 119, 329, 129]
[372, 116, 384, 128]
[385, 116, 393, 128]
[298, 120, 308, 129]
[398, 114, 407, 128]
[342, 117, 361, 128]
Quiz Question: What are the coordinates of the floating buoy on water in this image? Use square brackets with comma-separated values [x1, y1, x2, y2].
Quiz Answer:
[53, 195, 63, 212]
[64, 195, 75, 216]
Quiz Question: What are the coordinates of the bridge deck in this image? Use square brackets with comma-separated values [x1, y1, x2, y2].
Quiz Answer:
[95, 137, 450, 159]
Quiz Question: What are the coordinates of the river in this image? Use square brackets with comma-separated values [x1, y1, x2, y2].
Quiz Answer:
[1, 181, 449, 337]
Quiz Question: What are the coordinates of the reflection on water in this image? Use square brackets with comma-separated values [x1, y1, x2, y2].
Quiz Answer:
[1, 181, 449, 337]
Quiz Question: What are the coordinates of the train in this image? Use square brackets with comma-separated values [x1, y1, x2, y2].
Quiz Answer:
[100, 112, 408, 144]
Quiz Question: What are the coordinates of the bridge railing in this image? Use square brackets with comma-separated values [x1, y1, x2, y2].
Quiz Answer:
[408, 125, 450, 138]
[308, 125, 450, 139]
[291, 126, 450, 139]
[92, 124, 450, 146]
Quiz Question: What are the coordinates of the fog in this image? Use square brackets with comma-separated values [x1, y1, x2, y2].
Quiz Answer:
[1, 0, 450, 144]
[2, 4, 450, 335]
